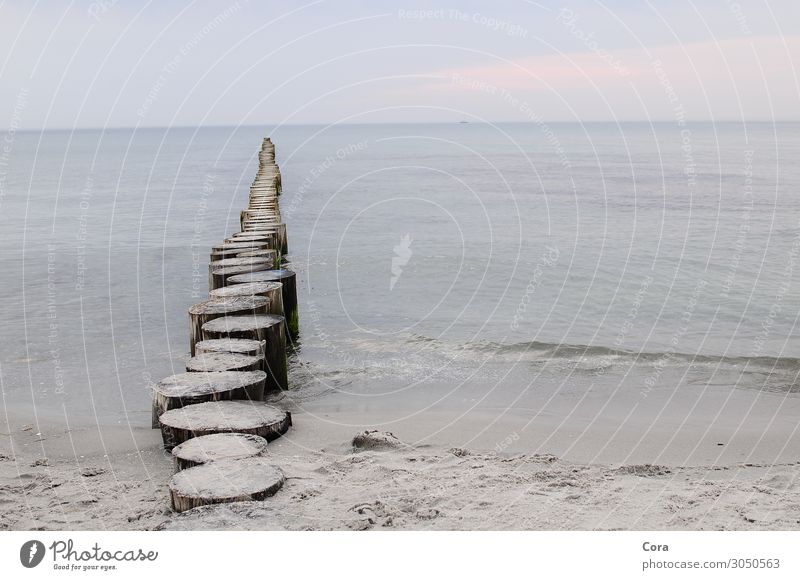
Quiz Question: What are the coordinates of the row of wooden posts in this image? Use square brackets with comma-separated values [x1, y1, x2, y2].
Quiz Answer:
[151, 138, 298, 513]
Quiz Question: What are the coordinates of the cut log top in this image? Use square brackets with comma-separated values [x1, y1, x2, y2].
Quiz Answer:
[227, 268, 294, 285]
[208, 257, 273, 269]
[170, 458, 282, 497]
[243, 213, 279, 219]
[212, 242, 267, 251]
[231, 232, 281, 239]
[171, 433, 269, 467]
[235, 249, 277, 261]
[209, 249, 267, 261]
[159, 400, 291, 434]
[188, 296, 268, 316]
[208, 264, 273, 279]
[230, 232, 275, 238]
[185, 352, 261, 373]
[169, 457, 285, 512]
[231, 239, 278, 252]
[210, 248, 248, 260]
[210, 281, 282, 298]
[227, 236, 275, 244]
[153, 371, 266, 398]
[239, 222, 282, 229]
[202, 314, 284, 333]
[194, 338, 265, 355]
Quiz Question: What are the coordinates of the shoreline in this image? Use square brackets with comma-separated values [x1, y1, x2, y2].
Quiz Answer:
[2, 408, 798, 531]
[7, 390, 800, 466]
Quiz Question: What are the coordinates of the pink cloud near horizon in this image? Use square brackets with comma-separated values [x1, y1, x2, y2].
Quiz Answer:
[413, 36, 800, 121]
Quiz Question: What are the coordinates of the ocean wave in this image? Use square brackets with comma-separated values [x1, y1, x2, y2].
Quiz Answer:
[416, 335, 800, 371]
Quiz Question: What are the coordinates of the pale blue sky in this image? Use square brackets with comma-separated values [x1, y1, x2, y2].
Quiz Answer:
[1, 0, 798, 129]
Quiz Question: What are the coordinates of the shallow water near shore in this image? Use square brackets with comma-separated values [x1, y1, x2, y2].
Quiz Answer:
[1, 122, 799, 464]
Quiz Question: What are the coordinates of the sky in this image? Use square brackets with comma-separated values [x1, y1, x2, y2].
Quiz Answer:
[0, 0, 798, 129]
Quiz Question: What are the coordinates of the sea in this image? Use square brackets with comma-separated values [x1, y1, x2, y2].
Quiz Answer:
[1, 122, 799, 455]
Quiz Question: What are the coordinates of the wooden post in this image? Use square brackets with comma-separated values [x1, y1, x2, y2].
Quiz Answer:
[151, 371, 266, 429]
[211, 241, 268, 253]
[208, 263, 276, 291]
[208, 257, 274, 290]
[201, 314, 287, 391]
[226, 269, 298, 339]
[210, 248, 246, 262]
[185, 352, 262, 373]
[225, 233, 279, 250]
[158, 399, 292, 449]
[242, 209, 281, 223]
[234, 249, 279, 269]
[210, 248, 269, 263]
[209, 281, 284, 316]
[188, 296, 269, 356]
[171, 432, 269, 471]
[169, 457, 285, 512]
[227, 232, 279, 244]
[241, 222, 287, 253]
[195, 338, 266, 357]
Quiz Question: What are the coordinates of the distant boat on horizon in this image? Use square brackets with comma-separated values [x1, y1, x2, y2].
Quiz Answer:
[458, 120, 469, 124]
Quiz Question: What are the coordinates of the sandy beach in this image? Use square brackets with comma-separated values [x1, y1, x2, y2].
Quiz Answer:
[3, 406, 798, 531]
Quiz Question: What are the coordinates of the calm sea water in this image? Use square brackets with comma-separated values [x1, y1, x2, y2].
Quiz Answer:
[1, 123, 799, 430]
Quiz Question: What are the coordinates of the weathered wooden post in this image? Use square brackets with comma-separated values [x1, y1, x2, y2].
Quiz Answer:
[210, 242, 270, 262]
[188, 296, 269, 356]
[194, 337, 265, 358]
[211, 244, 276, 262]
[158, 399, 292, 448]
[228, 231, 279, 245]
[241, 223, 288, 253]
[209, 281, 284, 316]
[151, 370, 266, 429]
[212, 241, 268, 252]
[208, 262, 276, 290]
[171, 432, 269, 471]
[234, 248, 279, 268]
[226, 269, 298, 338]
[168, 458, 285, 512]
[185, 352, 262, 373]
[208, 256, 274, 289]
[201, 314, 287, 390]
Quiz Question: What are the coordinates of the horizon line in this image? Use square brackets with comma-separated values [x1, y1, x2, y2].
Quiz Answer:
[7, 119, 800, 133]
